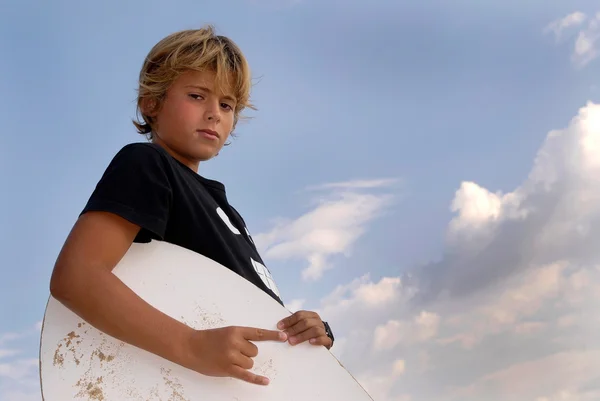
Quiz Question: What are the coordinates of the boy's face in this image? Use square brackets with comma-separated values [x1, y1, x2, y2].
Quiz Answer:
[147, 69, 237, 170]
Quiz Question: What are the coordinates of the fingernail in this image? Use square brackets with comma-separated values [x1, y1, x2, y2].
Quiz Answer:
[279, 332, 288, 341]
[262, 377, 270, 385]
[310, 338, 316, 344]
[277, 321, 284, 329]
[289, 336, 296, 344]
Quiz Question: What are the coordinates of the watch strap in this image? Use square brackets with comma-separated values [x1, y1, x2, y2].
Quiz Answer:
[322, 320, 334, 347]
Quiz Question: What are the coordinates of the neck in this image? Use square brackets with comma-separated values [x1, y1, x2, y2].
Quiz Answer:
[151, 136, 200, 172]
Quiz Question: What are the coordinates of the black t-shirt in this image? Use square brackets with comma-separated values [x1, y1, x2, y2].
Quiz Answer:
[81, 142, 284, 305]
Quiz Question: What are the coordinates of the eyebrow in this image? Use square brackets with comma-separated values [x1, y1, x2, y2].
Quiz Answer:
[185, 85, 236, 102]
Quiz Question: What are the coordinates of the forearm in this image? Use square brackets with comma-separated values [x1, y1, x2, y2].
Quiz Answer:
[50, 266, 194, 369]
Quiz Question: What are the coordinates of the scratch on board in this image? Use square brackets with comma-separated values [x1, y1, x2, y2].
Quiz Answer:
[65, 331, 80, 347]
[93, 349, 115, 363]
[254, 358, 277, 381]
[124, 381, 162, 400]
[53, 343, 64, 367]
[161, 367, 190, 401]
[54, 330, 82, 367]
[179, 302, 226, 330]
[75, 376, 105, 400]
[70, 332, 126, 400]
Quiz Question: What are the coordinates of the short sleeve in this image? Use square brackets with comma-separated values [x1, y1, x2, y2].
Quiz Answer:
[81, 143, 173, 240]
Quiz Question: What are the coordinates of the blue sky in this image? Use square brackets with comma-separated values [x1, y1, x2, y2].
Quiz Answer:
[2, 0, 600, 400]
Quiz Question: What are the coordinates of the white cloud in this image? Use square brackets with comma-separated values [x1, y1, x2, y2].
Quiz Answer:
[0, 325, 42, 401]
[0, 359, 38, 381]
[413, 102, 600, 302]
[546, 11, 600, 68]
[284, 298, 305, 312]
[327, 260, 600, 401]
[450, 351, 600, 400]
[392, 359, 406, 377]
[254, 179, 398, 280]
[357, 362, 412, 401]
[572, 16, 600, 68]
[0, 388, 41, 401]
[433, 261, 583, 349]
[0, 322, 43, 348]
[0, 333, 20, 346]
[308, 102, 600, 401]
[544, 12, 587, 41]
[373, 311, 440, 351]
[306, 178, 399, 191]
[320, 274, 405, 321]
[0, 349, 21, 359]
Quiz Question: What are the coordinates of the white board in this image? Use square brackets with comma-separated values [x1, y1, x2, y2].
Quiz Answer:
[39, 240, 373, 401]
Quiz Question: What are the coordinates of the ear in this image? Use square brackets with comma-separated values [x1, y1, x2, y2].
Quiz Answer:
[140, 97, 159, 117]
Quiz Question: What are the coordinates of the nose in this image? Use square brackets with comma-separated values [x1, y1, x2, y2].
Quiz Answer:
[204, 99, 221, 122]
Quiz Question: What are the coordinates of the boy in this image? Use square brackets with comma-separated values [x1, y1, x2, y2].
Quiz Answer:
[49, 25, 334, 387]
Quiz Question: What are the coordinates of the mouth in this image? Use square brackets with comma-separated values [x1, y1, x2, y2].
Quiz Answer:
[197, 129, 219, 139]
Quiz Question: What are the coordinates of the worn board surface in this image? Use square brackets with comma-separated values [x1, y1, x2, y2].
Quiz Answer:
[39, 240, 373, 401]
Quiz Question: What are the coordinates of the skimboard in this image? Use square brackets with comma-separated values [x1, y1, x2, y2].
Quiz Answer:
[39, 240, 373, 401]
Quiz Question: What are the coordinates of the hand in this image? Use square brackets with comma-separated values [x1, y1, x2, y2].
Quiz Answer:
[183, 326, 288, 385]
[277, 310, 332, 349]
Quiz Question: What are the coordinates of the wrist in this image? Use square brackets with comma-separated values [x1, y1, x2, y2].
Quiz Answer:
[168, 323, 199, 370]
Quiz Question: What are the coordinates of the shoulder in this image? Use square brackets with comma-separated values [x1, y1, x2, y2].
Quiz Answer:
[111, 142, 169, 164]
[92, 142, 177, 192]
[103, 142, 175, 174]
[83, 142, 175, 238]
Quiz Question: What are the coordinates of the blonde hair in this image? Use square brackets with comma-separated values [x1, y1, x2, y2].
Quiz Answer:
[133, 25, 255, 138]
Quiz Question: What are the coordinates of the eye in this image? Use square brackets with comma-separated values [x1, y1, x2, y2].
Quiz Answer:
[220, 102, 234, 111]
[189, 94, 204, 100]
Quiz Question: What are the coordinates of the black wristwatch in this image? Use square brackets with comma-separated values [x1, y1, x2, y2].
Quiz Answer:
[322, 320, 334, 347]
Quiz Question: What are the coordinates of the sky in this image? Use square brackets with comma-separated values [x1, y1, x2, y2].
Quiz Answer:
[1, 0, 600, 400]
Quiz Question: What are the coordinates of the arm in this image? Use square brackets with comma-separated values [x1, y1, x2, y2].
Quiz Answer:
[50, 211, 194, 369]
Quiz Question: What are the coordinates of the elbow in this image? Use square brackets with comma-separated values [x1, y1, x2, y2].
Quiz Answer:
[49, 264, 74, 304]
[49, 275, 64, 301]
[49, 278, 63, 301]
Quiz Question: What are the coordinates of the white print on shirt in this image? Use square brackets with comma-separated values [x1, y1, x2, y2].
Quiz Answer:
[216, 207, 241, 235]
[216, 207, 280, 297]
[217, 207, 255, 245]
[245, 227, 255, 245]
[251, 258, 281, 298]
